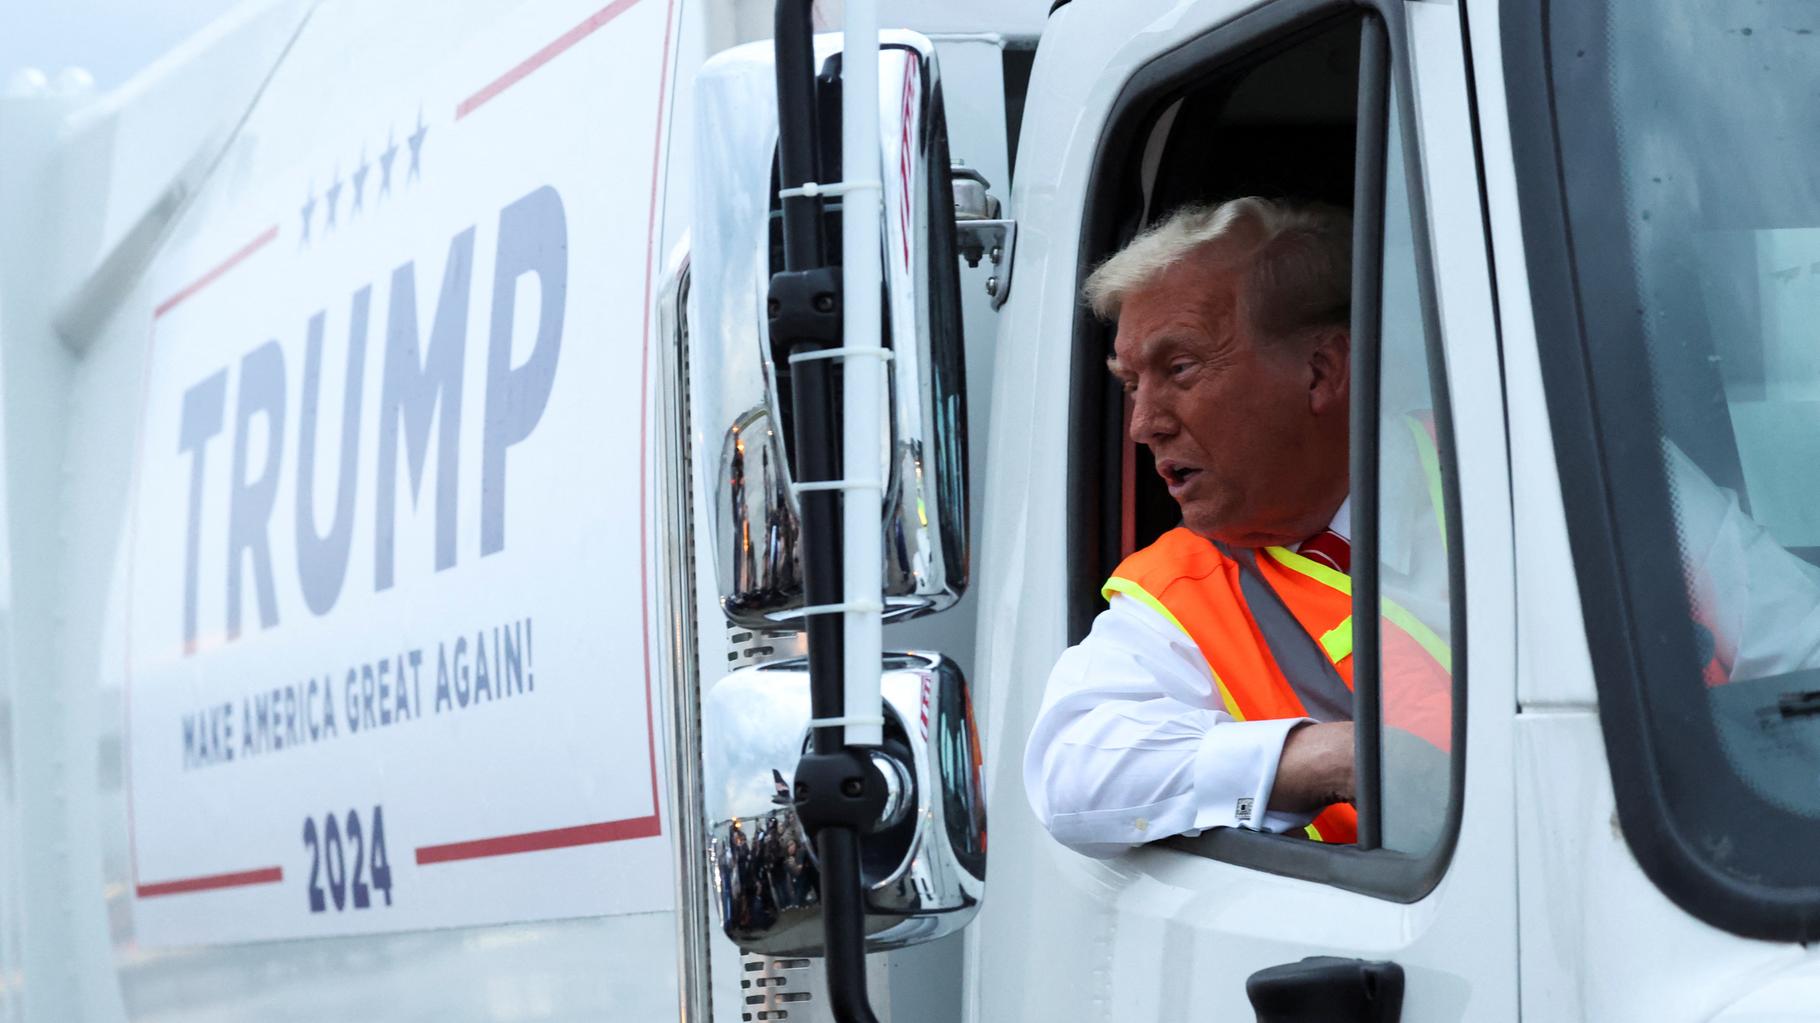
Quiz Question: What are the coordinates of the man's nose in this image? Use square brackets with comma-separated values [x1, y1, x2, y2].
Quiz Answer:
[1127, 387, 1178, 446]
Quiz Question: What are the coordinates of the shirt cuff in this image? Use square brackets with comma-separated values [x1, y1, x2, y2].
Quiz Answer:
[1191, 717, 1315, 834]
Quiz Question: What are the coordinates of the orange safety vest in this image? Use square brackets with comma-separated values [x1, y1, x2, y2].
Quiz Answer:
[1104, 419, 1453, 844]
[1690, 575, 1737, 688]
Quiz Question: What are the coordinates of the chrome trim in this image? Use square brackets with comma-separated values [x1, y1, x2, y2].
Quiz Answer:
[876, 40, 972, 623]
[655, 255, 711, 1023]
[870, 749, 912, 830]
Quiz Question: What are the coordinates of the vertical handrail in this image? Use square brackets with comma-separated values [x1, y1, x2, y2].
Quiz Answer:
[774, 3, 826, 273]
[840, 0, 885, 752]
[771, 4, 882, 1021]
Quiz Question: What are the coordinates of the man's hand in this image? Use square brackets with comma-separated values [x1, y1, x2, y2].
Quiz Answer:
[1268, 721, 1355, 813]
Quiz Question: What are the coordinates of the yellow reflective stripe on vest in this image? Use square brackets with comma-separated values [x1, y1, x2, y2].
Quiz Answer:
[1101, 575, 1186, 631]
[1381, 602, 1452, 674]
[1404, 414, 1448, 555]
[1320, 618, 1354, 662]
[1102, 576, 1248, 722]
[1261, 546, 1354, 665]
[1262, 546, 1452, 674]
[1265, 544, 1351, 594]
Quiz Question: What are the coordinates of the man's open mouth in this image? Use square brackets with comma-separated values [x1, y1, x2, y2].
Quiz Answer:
[1157, 461, 1202, 490]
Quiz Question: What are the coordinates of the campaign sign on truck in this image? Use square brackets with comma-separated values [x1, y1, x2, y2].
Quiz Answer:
[125, 0, 677, 945]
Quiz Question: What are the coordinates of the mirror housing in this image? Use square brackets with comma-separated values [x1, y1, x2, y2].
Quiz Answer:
[691, 33, 970, 630]
[702, 653, 986, 956]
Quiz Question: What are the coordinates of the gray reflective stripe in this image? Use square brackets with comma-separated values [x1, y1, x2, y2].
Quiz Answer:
[1219, 542, 1353, 723]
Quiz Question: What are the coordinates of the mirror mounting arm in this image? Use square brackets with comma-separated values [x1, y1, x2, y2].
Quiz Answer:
[768, 267, 844, 359]
[953, 165, 1016, 308]
[791, 748, 908, 836]
[956, 218, 1017, 308]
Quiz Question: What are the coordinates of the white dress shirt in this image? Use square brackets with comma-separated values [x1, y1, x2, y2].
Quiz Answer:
[1022, 585, 1316, 858]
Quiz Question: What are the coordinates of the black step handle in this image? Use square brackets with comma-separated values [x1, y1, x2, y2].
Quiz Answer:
[1246, 956, 1404, 1023]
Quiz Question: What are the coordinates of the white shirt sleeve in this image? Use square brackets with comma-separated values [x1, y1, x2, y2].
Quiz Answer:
[1023, 593, 1315, 858]
[1668, 442, 1820, 677]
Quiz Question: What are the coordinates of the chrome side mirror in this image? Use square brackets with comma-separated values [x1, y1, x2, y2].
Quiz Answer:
[702, 653, 986, 955]
[691, 33, 970, 630]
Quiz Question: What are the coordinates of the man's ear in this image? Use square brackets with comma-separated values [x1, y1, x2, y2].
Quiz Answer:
[1307, 327, 1351, 415]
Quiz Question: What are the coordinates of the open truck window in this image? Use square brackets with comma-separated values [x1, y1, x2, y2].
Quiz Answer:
[1069, 0, 1465, 897]
[1508, 0, 1820, 940]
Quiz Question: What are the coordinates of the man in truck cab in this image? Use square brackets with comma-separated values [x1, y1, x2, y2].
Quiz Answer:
[1023, 197, 1443, 854]
[1024, 195, 1820, 859]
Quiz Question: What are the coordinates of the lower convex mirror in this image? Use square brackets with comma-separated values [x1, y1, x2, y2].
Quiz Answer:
[702, 652, 986, 956]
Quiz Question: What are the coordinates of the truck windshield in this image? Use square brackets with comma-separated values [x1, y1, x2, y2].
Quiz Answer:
[1539, 0, 1820, 909]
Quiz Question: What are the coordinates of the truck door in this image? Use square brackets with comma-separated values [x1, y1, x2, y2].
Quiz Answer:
[975, 0, 1516, 1018]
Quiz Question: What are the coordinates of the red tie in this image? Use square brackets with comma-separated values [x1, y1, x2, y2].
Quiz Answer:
[1298, 528, 1352, 574]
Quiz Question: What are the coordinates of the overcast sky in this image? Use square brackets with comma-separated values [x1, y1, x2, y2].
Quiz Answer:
[2, 0, 245, 91]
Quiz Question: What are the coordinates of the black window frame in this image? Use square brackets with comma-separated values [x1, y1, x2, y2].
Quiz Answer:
[1066, 0, 1468, 902]
[1502, 0, 1820, 941]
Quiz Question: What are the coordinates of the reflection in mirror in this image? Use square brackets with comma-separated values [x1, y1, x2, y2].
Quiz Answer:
[719, 404, 802, 624]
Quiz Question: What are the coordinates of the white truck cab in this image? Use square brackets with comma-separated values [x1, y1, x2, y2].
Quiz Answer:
[1, 0, 1818, 1020]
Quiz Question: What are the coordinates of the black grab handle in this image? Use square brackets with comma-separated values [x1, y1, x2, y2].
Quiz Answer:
[1246, 956, 1404, 1023]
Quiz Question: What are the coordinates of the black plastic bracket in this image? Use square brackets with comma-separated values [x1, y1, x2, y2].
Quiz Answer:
[792, 749, 888, 838]
[1247, 957, 1404, 1023]
[769, 266, 844, 360]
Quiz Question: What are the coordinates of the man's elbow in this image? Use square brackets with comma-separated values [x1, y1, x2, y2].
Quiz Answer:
[1022, 731, 1074, 829]
[1022, 739, 1153, 857]
[1023, 733, 1091, 837]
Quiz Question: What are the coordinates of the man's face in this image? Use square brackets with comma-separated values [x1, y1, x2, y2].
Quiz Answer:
[1109, 246, 1349, 548]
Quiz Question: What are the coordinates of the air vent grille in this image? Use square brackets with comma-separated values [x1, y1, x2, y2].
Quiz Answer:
[739, 954, 817, 1022]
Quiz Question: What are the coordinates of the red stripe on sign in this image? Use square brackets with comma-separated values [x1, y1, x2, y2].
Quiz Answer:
[136, 866, 284, 898]
[153, 226, 279, 319]
[415, 814, 663, 865]
[456, 0, 644, 119]
[897, 55, 915, 269]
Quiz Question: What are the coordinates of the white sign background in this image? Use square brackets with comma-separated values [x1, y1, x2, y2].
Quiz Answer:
[125, 0, 677, 946]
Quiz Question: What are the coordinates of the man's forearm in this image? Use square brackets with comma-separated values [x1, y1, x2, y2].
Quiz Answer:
[1268, 721, 1355, 813]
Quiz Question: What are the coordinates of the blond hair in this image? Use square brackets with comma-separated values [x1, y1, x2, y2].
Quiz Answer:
[1083, 197, 1352, 342]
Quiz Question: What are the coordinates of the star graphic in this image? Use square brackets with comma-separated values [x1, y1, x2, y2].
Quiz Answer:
[407, 109, 428, 182]
[379, 129, 399, 196]
[325, 167, 343, 230]
[300, 184, 317, 245]
[352, 148, 370, 215]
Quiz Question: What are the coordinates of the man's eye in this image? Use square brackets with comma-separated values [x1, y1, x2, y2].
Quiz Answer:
[1169, 361, 1195, 378]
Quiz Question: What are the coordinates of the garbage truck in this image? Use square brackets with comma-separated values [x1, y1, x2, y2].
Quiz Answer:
[1, 0, 1818, 1019]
